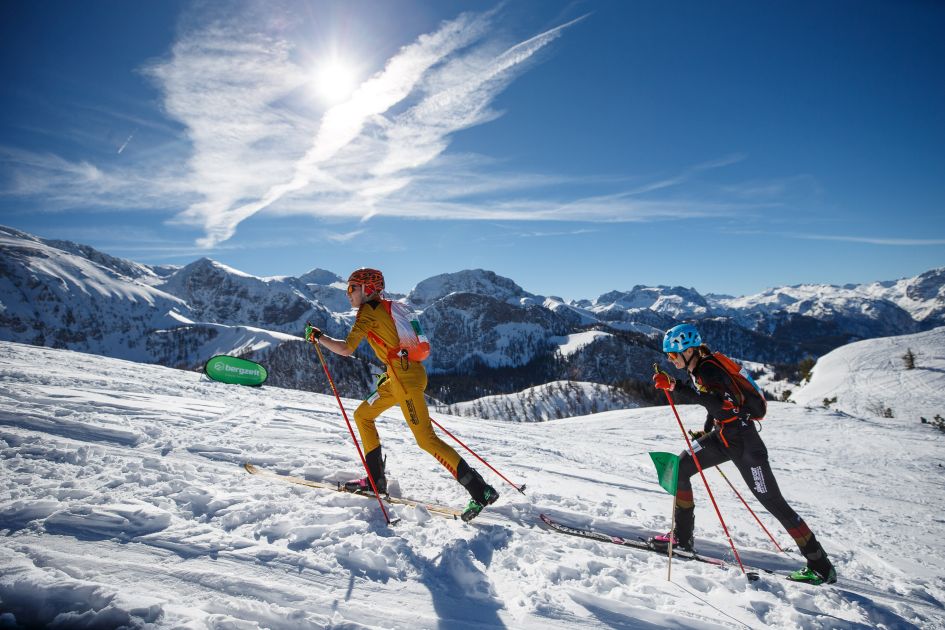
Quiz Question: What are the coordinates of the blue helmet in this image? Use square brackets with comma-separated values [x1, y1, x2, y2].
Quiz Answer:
[662, 323, 702, 353]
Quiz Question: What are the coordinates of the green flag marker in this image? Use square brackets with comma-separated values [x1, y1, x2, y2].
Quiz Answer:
[649, 452, 680, 495]
[205, 355, 268, 387]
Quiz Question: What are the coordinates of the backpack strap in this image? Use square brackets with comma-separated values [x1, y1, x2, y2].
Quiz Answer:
[366, 299, 410, 368]
[705, 352, 767, 420]
[699, 354, 747, 408]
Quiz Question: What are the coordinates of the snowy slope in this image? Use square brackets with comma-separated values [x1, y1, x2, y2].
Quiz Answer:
[441, 380, 640, 422]
[0, 226, 187, 361]
[552, 331, 615, 356]
[792, 326, 945, 421]
[2, 341, 945, 629]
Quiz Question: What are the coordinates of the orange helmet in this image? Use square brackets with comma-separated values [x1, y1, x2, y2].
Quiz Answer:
[347, 268, 385, 295]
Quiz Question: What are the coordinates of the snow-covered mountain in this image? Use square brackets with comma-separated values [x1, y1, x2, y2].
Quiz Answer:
[719, 270, 945, 327]
[584, 285, 712, 321]
[590, 275, 944, 359]
[2, 340, 944, 628]
[407, 269, 540, 308]
[2, 224, 943, 410]
[0, 226, 371, 397]
[0, 226, 187, 362]
[713, 283, 922, 344]
[792, 325, 945, 421]
[420, 291, 570, 372]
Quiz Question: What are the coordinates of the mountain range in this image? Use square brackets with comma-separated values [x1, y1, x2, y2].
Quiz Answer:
[2, 224, 943, 419]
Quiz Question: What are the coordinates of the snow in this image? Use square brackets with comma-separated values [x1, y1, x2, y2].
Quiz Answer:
[542, 297, 600, 326]
[2, 340, 945, 628]
[604, 320, 665, 335]
[591, 286, 710, 321]
[552, 331, 613, 357]
[792, 326, 945, 421]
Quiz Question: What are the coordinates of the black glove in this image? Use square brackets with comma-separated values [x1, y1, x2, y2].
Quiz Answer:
[688, 429, 706, 441]
[374, 372, 389, 389]
[703, 415, 715, 434]
[304, 322, 322, 343]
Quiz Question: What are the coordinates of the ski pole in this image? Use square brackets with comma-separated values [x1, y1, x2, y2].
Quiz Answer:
[312, 341, 394, 525]
[385, 368, 526, 495]
[667, 491, 676, 581]
[716, 466, 785, 553]
[430, 417, 527, 495]
[655, 364, 753, 579]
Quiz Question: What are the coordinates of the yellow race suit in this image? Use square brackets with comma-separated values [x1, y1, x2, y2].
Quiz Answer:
[346, 299, 461, 477]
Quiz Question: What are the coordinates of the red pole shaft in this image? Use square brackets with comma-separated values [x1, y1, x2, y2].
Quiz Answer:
[663, 389, 748, 575]
[716, 467, 785, 553]
[313, 342, 393, 525]
[430, 417, 526, 495]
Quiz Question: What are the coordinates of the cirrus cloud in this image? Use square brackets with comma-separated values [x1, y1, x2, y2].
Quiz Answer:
[149, 6, 587, 246]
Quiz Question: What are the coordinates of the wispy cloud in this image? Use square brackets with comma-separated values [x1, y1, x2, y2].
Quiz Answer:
[789, 233, 945, 246]
[254, 150, 760, 224]
[350, 195, 749, 222]
[145, 17, 313, 242]
[627, 154, 746, 195]
[146, 7, 589, 246]
[0, 5, 779, 245]
[326, 229, 365, 243]
[504, 227, 599, 239]
[0, 146, 193, 211]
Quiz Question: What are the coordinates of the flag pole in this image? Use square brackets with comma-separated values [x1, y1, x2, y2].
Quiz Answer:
[668, 492, 676, 581]
[648, 452, 681, 582]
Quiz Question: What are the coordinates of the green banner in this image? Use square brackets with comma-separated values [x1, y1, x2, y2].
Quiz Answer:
[649, 452, 680, 495]
[205, 355, 268, 386]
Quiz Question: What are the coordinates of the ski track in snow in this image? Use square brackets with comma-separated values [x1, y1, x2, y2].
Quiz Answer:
[1, 341, 944, 628]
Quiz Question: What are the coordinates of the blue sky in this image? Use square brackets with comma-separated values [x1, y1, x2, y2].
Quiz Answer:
[2, 0, 943, 300]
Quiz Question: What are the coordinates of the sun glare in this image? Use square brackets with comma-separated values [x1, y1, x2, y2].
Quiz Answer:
[314, 59, 357, 104]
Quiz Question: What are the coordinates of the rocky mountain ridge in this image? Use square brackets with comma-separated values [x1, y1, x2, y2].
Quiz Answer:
[2, 224, 942, 418]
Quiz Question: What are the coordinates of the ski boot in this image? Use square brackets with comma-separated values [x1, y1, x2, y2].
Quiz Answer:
[648, 532, 694, 553]
[343, 475, 387, 495]
[456, 458, 498, 522]
[343, 447, 386, 495]
[788, 563, 837, 585]
[461, 485, 499, 522]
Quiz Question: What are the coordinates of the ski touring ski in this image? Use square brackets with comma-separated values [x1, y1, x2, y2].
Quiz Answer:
[539, 513, 726, 567]
[537, 514, 846, 586]
[244, 462, 470, 520]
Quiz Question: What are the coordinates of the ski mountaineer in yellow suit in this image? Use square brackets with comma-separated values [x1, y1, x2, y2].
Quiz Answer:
[305, 268, 499, 522]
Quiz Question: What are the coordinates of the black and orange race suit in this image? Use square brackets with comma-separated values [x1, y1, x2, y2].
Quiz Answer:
[670, 355, 829, 568]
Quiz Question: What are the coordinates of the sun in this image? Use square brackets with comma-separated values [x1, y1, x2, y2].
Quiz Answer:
[313, 58, 357, 104]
